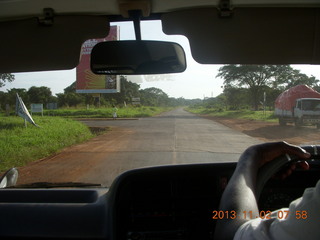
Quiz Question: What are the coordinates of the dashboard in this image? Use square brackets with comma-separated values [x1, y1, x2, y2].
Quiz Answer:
[0, 161, 319, 240]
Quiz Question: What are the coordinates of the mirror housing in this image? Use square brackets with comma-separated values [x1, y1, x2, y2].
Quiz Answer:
[91, 40, 186, 75]
[0, 168, 18, 188]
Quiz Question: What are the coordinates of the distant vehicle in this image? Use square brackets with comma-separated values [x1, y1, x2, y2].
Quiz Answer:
[275, 85, 320, 128]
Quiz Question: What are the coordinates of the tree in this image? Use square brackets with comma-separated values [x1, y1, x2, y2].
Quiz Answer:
[63, 82, 77, 94]
[6, 88, 29, 106]
[271, 66, 320, 90]
[168, 97, 192, 107]
[27, 86, 53, 105]
[0, 91, 8, 110]
[285, 72, 319, 89]
[140, 87, 169, 106]
[222, 87, 250, 110]
[63, 81, 93, 105]
[217, 65, 297, 110]
[57, 92, 84, 107]
[0, 73, 15, 87]
[102, 76, 140, 106]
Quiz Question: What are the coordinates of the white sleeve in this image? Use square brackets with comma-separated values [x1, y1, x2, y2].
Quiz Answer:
[234, 179, 320, 240]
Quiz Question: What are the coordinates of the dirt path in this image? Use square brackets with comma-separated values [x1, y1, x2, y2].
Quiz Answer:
[203, 115, 320, 145]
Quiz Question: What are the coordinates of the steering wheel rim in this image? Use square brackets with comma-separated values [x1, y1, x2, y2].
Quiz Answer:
[256, 145, 320, 199]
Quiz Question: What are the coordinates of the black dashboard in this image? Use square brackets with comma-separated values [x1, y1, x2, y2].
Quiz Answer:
[0, 161, 319, 240]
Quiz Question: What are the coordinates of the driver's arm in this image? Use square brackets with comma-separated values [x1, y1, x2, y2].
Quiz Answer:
[214, 141, 310, 240]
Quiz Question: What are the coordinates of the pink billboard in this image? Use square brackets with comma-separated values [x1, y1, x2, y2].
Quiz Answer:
[76, 26, 120, 93]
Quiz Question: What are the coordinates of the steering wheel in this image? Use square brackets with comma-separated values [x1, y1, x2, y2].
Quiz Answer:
[256, 145, 320, 199]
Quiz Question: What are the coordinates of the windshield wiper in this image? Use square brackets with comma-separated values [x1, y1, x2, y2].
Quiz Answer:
[10, 182, 102, 188]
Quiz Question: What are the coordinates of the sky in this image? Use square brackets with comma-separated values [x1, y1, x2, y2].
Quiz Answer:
[2, 20, 320, 100]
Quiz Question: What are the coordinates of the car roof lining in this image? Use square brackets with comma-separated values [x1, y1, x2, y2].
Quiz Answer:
[1, 0, 320, 21]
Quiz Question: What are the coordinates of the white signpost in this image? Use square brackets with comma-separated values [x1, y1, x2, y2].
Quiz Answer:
[31, 104, 44, 116]
[132, 97, 141, 105]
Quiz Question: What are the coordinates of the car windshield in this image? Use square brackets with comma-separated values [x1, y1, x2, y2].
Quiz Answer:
[1, 20, 320, 187]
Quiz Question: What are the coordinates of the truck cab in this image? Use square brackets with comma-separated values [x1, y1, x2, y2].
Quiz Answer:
[294, 98, 320, 127]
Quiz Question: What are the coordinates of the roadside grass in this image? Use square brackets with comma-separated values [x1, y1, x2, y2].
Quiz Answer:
[43, 106, 172, 118]
[0, 106, 172, 172]
[0, 116, 93, 172]
[186, 107, 277, 122]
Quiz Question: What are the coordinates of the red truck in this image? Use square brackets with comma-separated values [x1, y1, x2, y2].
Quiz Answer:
[275, 85, 320, 128]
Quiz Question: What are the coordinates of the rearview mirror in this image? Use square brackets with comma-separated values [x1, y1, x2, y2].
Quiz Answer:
[91, 40, 186, 75]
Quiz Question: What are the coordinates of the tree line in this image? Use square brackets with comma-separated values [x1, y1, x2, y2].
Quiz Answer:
[0, 75, 197, 110]
[1, 65, 318, 111]
[203, 65, 320, 111]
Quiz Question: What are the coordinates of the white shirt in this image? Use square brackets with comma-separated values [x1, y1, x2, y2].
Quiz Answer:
[234, 179, 320, 240]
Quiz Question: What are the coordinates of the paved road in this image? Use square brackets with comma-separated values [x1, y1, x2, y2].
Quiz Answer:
[18, 108, 261, 187]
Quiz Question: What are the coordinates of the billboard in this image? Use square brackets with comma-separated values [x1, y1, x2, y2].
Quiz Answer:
[76, 26, 120, 93]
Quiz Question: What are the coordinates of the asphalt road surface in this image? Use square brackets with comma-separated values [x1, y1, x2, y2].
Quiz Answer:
[18, 108, 261, 187]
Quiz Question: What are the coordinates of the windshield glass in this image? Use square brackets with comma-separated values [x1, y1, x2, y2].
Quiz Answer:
[1, 20, 320, 187]
[302, 99, 320, 111]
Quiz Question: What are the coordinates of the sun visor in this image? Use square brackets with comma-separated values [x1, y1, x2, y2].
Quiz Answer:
[0, 16, 109, 73]
[162, 8, 320, 64]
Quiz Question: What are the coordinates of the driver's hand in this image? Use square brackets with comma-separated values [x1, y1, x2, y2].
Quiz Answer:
[242, 141, 310, 178]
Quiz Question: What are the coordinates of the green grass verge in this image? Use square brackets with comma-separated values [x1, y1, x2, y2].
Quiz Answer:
[186, 107, 277, 122]
[0, 116, 93, 172]
[43, 106, 172, 118]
